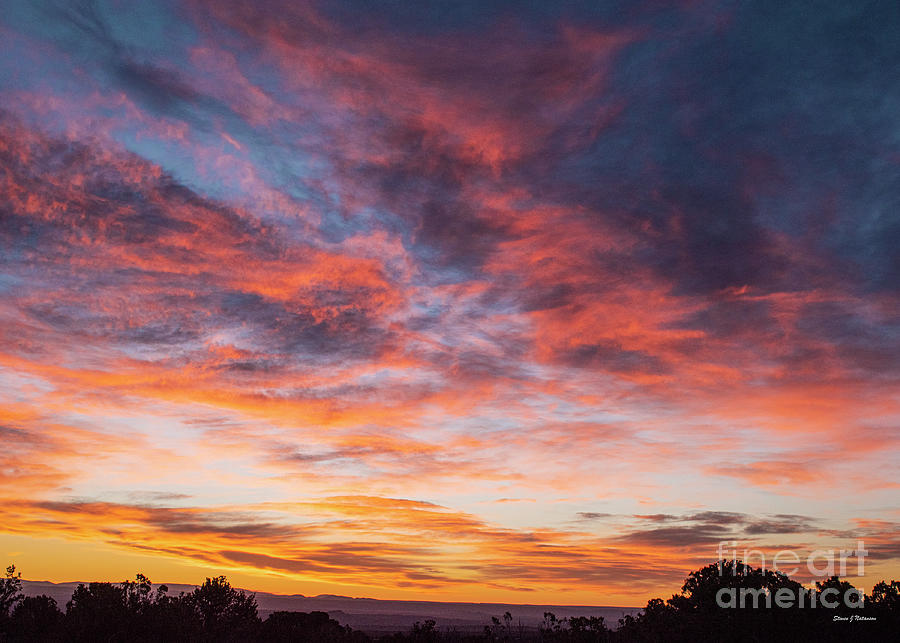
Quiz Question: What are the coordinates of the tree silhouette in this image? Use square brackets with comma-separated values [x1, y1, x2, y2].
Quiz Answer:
[8, 595, 64, 642]
[143, 584, 202, 642]
[65, 582, 130, 642]
[814, 575, 863, 613]
[186, 575, 259, 642]
[866, 579, 900, 637]
[0, 565, 23, 620]
[869, 579, 900, 610]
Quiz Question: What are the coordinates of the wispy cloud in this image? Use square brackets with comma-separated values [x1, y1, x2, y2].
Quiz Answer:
[0, 0, 898, 602]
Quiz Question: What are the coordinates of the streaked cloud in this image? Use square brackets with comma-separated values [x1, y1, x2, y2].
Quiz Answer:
[0, 0, 897, 602]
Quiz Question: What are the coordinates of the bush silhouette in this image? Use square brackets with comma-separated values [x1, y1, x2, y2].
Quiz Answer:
[259, 610, 369, 642]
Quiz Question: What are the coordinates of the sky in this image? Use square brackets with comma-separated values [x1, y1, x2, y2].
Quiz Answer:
[0, 0, 898, 605]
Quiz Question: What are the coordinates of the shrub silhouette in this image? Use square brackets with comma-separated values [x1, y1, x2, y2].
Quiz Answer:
[382, 618, 440, 642]
[537, 611, 609, 641]
[259, 610, 369, 642]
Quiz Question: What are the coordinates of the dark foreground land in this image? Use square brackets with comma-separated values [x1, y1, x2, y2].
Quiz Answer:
[1, 561, 898, 641]
[17, 580, 636, 636]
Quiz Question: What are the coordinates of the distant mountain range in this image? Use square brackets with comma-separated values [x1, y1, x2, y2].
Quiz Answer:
[21, 580, 638, 634]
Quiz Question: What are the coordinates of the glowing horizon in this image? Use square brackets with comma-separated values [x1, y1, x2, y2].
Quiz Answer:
[1, 0, 898, 606]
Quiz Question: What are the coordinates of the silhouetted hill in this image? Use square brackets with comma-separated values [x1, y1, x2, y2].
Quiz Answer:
[21, 580, 637, 634]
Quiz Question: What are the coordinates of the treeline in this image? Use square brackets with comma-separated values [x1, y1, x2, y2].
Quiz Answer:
[1, 561, 898, 642]
[0, 568, 365, 642]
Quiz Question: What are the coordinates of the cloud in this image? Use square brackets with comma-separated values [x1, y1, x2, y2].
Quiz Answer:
[0, 0, 898, 602]
[577, 512, 614, 521]
[615, 512, 822, 549]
